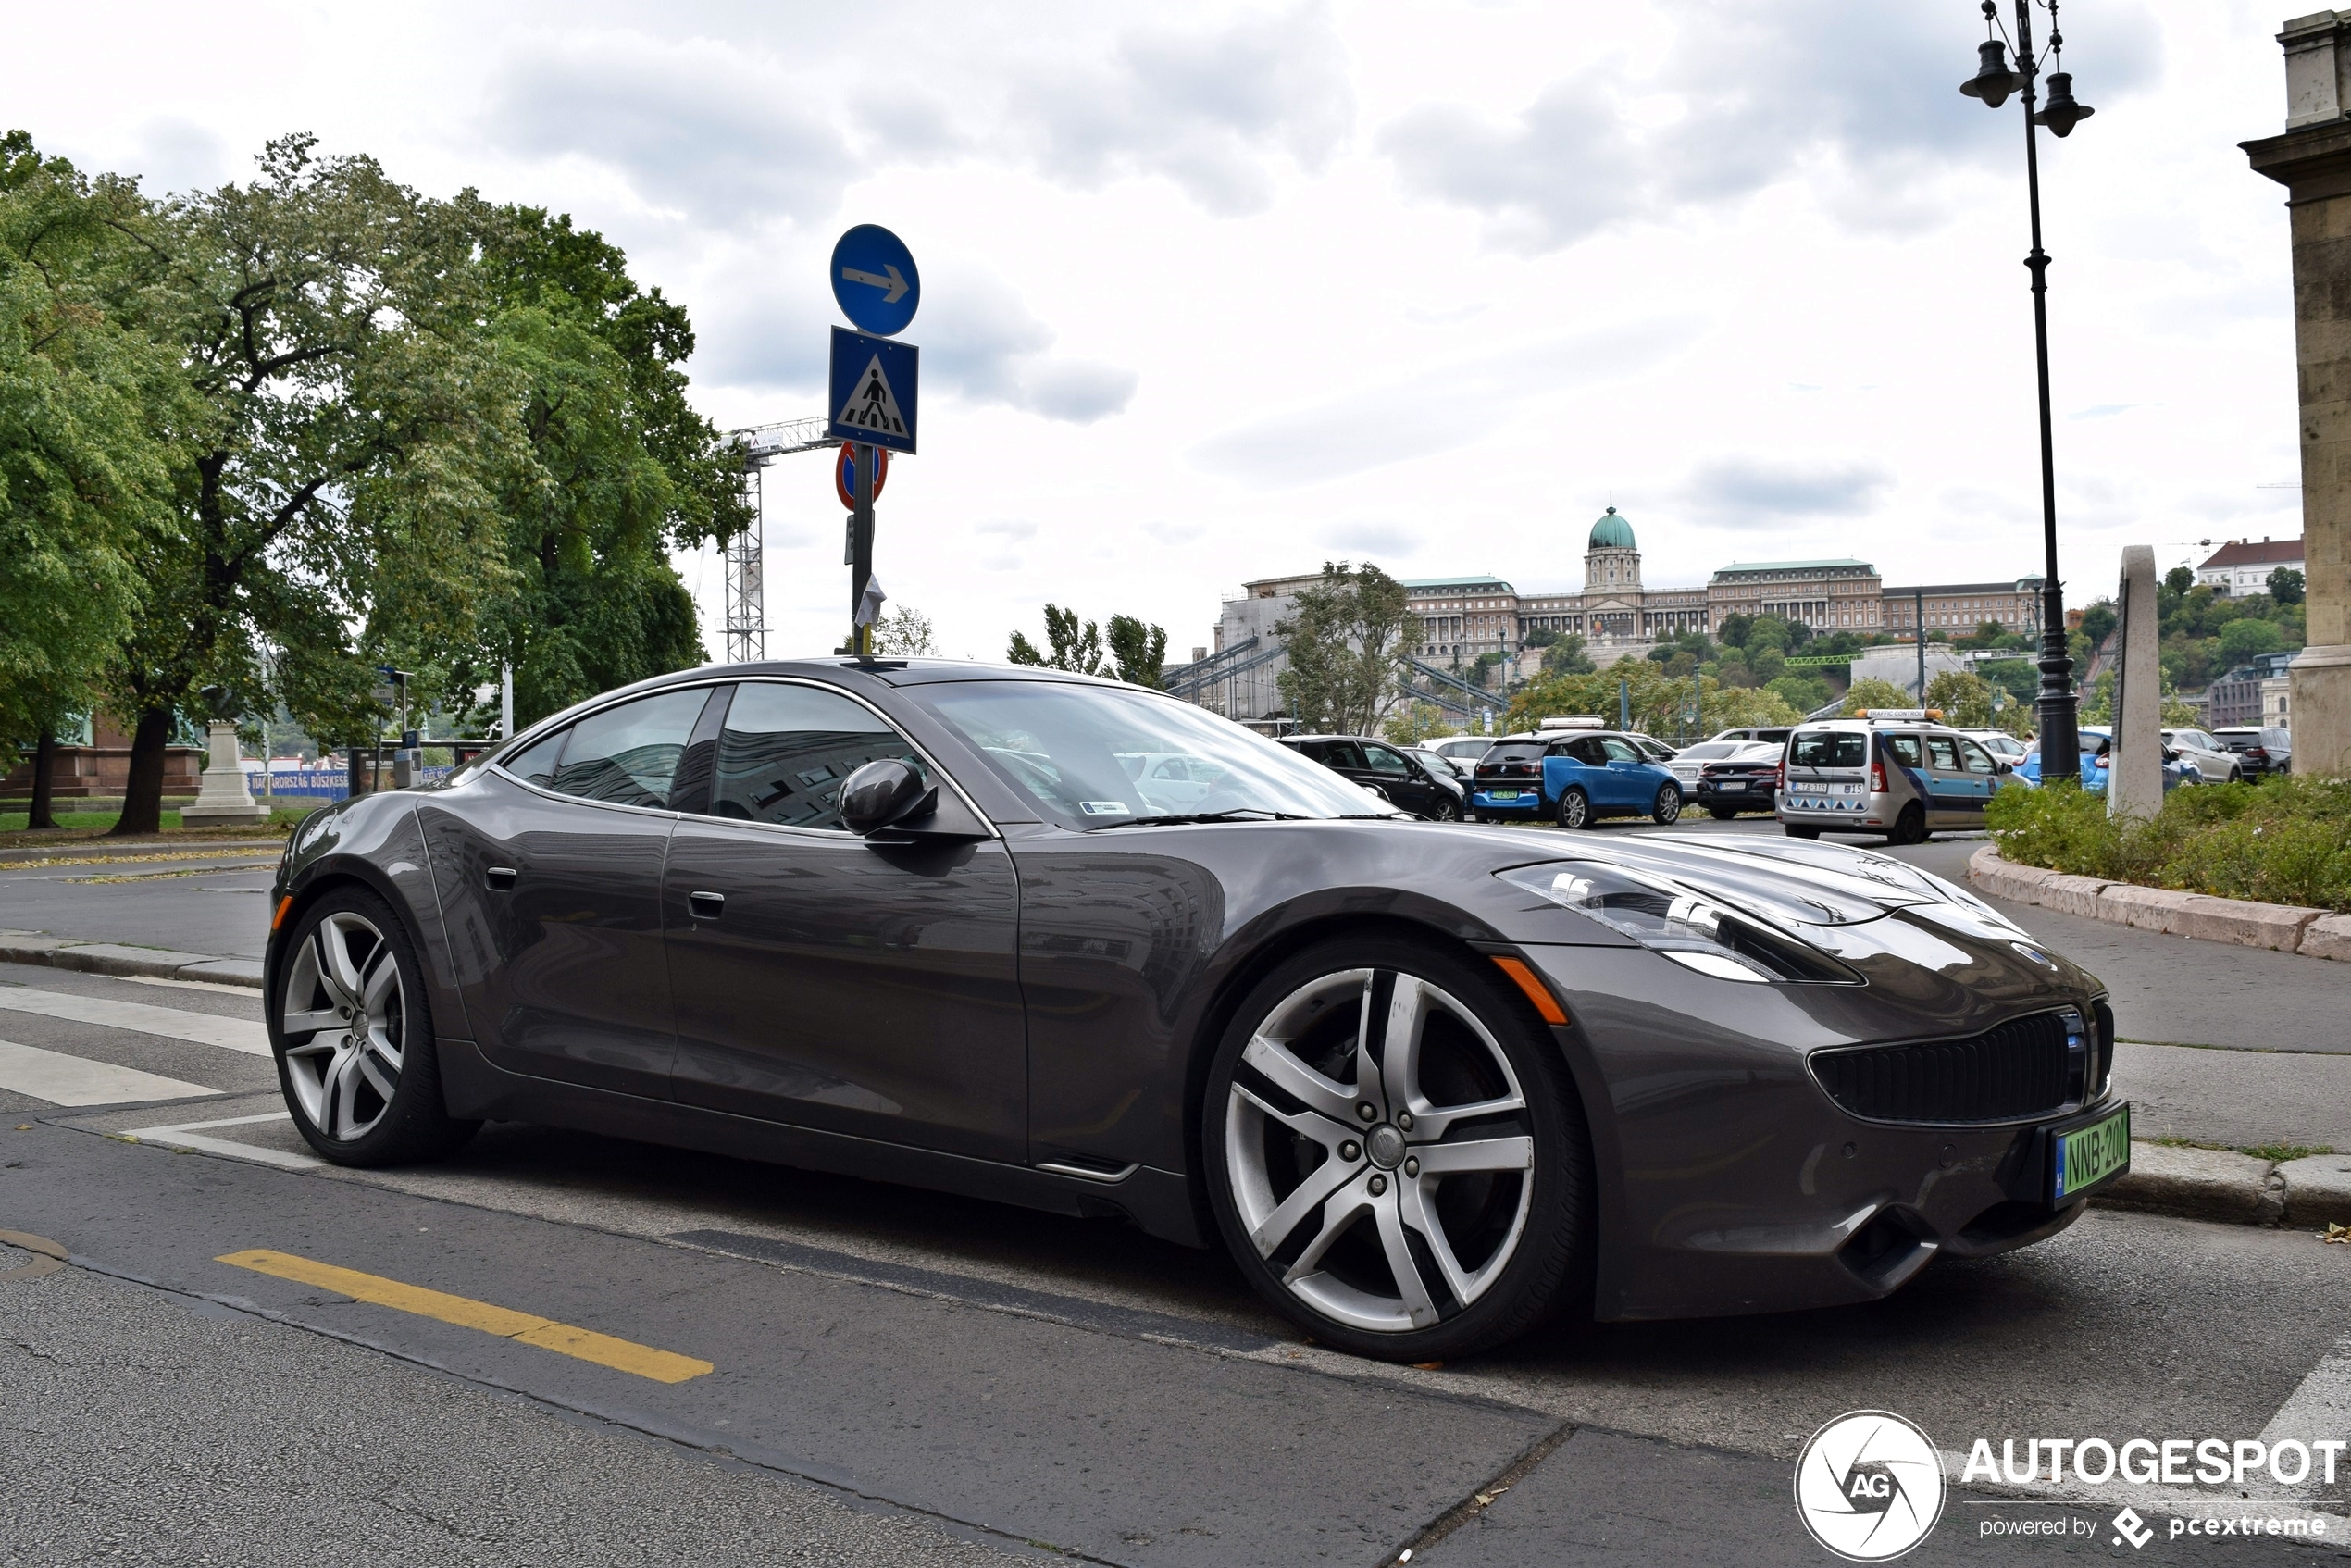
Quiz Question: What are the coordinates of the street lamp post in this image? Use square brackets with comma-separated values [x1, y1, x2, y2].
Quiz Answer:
[1961, 0, 2094, 779]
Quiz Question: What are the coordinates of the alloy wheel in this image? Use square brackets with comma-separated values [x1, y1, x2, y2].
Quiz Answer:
[280, 910, 406, 1141]
[1557, 789, 1588, 830]
[1653, 783, 1682, 825]
[1224, 968, 1536, 1334]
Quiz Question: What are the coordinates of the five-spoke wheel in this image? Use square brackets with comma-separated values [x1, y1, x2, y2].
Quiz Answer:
[1204, 937, 1591, 1360]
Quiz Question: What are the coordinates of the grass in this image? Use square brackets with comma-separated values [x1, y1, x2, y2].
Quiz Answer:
[1984, 773, 2351, 912]
[0, 805, 313, 842]
[2146, 1135, 2334, 1163]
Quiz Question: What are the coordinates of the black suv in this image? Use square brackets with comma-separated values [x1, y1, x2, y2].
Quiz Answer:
[2212, 726, 2293, 777]
[1279, 735, 1468, 820]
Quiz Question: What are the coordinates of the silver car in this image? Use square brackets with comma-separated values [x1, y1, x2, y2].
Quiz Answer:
[1664, 739, 1754, 789]
[1780, 714, 2018, 844]
[2160, 727, 2243, 784]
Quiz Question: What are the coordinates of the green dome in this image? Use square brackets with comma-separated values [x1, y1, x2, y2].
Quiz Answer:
[1587, 506, 1635, 550]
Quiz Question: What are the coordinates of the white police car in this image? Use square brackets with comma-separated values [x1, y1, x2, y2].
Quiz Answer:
[1778, 710, 2018, 845]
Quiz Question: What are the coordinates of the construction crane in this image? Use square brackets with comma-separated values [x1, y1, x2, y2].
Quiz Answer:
[724, 417, 835, 663]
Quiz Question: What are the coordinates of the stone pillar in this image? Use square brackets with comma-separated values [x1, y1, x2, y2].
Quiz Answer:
[2109, 547, 2164, 819]
[180, 719, 269, 826]
[2245, 11, 2351, 776]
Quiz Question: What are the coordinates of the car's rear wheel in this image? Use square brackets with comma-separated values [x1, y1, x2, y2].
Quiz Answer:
[1891, 803, 1928, 845]
[1708, 807, 1740, 822]
[1203, 936, 1592, 1361]
[1650, 782, 1682, 825]
[273, 887, 479, 1166]
[1555, 788, 1590, 830]
[1785, 824, 1821, 840]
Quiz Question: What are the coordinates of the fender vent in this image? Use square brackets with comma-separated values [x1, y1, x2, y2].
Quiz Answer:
[1810, 1011, 2075, 1125]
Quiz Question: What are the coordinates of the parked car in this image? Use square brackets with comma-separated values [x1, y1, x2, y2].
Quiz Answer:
[1424, 735, 1497, 771]
[2014, 728, 2186, 794]
[1779, 713, 2015, 844]
[1280, 735, 1468, 820]
[2160, 728, 2243, 784]
[1694, 742, 1786, 820]
[267, 657, 2124, 1362]
[1961, 729, 2032, 765]
[1662, 739, 1751, 790]
[1470, 729, 1683, 828]
[1408, 746, 1474, 782]
[2212, 726, 2292, 777]
[1710, 726, 1795, 745]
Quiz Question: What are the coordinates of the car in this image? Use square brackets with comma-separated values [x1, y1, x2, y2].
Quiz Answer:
[1779, 712, 2017, 843]
[1961, 729, 2032, 766]
[1710, 726, 1795, 745]
[2015, 728, 2187, 794]
[1469, 728, 1684, 828]
[1694, 741, 1786, 820]
[2212, 726, 2292, 777]
[2160, 727, 2243, 784]
[1661, 739, 1750, 790]
[1424, 735, 1497, 771]
[1280, 735, 1467, 820]
[263, 656, 2125, 1362]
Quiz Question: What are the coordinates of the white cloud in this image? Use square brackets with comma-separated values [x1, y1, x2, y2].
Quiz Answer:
[1681, 456, 1890, 525]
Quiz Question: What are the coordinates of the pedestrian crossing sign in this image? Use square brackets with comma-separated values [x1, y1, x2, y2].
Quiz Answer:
[827, 327, 918, 454]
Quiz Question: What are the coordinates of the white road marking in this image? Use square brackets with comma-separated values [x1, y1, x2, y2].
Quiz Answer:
[0, 1038, 216, 1105]
[0, 989, 268, 1055]
[118, 1111, 322, 1171]
[2260, 1331, 2351, 1499]
[123, 975, 261, 997]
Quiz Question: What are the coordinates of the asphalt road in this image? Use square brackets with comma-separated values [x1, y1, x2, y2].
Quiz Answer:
[0, 962, 2347, 1564]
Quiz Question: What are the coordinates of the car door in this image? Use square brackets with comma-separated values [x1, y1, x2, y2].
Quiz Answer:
[418, 685, 715, 1098]
[1922, 733, 1973, 827]
[1357, 741, 1428, 814]
[1545, 737, 1599, 809]
[1597, 735, 1650, 809]
[1955, 735, 1999, 813]
[661, 678, 1027, 1163]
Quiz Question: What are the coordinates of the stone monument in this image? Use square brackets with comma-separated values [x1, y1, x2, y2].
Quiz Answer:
[179, 719, 269, 826]
[2108, 547, 2163, 820]
[2245, 11, 2351, 776]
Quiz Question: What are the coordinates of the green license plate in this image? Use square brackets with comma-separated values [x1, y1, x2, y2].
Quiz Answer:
[1490, 790, 1523, 800]
[2052, 1103, 2131, 1202]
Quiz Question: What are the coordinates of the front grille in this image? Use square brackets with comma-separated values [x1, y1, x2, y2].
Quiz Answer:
[1810, 1012, 2077, 1125]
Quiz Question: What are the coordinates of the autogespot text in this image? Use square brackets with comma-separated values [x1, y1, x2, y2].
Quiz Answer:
[1959, 1436, 2346, 1489]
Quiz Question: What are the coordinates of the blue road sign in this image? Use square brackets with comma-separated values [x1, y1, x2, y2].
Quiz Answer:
[829, 225, 920, 336]
[827, 327, 918, 454]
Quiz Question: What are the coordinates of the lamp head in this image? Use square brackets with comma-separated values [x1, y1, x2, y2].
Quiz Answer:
[2033, 71, 2095, 136]
[1960, 38, 2022, 108]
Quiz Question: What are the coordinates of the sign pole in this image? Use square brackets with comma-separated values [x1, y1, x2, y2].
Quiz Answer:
[852, 441, 877, 656]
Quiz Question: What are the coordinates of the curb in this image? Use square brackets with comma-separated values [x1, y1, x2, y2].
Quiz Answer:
[1969, 844, 2350, 961]
[2095, 1142, 2351, 1230]
[0, 935, 263, 989]
[0, 839, 283, 866]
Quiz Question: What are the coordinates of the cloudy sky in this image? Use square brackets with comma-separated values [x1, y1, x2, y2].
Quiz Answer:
[14, 1, 2308, 662]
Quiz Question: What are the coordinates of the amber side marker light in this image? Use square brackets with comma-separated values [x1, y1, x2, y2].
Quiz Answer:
[1490, 955, 1568, 1025]
[271, 895, 295, 932]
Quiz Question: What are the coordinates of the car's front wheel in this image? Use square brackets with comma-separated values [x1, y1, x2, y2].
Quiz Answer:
[1427, 795, 1463, 822]
[1203, 937, 1593, 1361]
[1555, 788, 1591, 830]
[272, 887, 479, 1166]
[1650, 782, 1682, 825]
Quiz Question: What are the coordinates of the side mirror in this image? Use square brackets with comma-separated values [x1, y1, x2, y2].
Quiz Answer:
[2162, 747, 2180, 763]
[840, 757, 936, 836]
[1996, 761, 2013, 774]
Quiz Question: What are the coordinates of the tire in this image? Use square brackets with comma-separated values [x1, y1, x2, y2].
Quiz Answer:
[1555, 788, 1591, 830]
[271, 886, 479, 1166]
[1650, 783, 1682, 826]
[1428, 796, 1463, 822]
[1785, 825, 1822, 840]
[1891, 803, 1928, 846]
[1201, 934, 1594, 1362]
[1707, 807, 1739, 822]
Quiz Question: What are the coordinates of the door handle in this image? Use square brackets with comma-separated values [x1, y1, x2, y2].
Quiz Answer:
[688, 890, 726, 919]
[484, 865, 517, 891]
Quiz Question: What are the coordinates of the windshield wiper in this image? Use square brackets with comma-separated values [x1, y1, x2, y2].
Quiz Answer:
[1087, 809, 1312, 829]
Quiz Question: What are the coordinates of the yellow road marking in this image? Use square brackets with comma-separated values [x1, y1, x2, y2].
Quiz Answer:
[217, 1249, 713, 1383]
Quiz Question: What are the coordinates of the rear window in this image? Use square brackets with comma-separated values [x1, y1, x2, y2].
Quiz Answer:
[1484, 741, 1544, 764]
[1789, 732, 1864, 769]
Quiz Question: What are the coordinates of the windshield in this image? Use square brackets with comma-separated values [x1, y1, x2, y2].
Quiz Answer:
[912, 679, 1390, 828]
[1676, 742, 1740, 761]
[1790, 732, 1863, 768]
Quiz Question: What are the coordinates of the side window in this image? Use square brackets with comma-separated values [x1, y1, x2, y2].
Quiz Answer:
[1324, 740, 1368, 769]
[1362, 744, 1410, 777]
[1290, 741, 1329, 764]
[708, 681, 923, 830]
[1884, 735, 1924, 768]
[1957, 738, 1996, 774]
[501, 728, 568, 789]
[548, 690, 712, 808]
[1599, 737, 1642, 763]
[1925, 736, 1961, 772]
[1566, 738, 1607, 765]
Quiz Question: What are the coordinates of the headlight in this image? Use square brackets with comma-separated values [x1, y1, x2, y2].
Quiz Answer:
[1498, 862, 1859, 984]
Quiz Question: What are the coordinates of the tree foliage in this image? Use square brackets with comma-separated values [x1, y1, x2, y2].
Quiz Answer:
[1275, 562, 1411, 734]
[2270, 566, 2305, 606]
[1105, 615, 1167, 688]
[1924, 670, 1996, 728]
[1506, 656, 1796, 739]
[1009, 604, 1108, 674]
[1841, 678, 1914, 716]
[870, 604, 937, 656]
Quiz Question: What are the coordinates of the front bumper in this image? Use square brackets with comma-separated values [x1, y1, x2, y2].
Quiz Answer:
[1514, 938, 2112, 1322]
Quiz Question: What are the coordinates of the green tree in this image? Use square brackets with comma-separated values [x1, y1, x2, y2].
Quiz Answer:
[2218, 617, 2283, 664]
[2270, 566, 2306, 606]
[1842, 678, 1913, 716]
[106, 136, 521, 833]
[1275, 561, 1411, 734]
[1924, 670, 1996, 728]
[0, 133, 187, 810]
[1507, 657, 1796, 739]
[1768, 671, 1830, 716]
[870, 604, 937, 655]
[1381, 701, 1449, 745]
[2077, 601, 2118, 648]
[2164, 566, 2196, 595]
[1105, 614, 1167, 688]
[1716, 613, 1753, 650]
[1008, 604, 1108, 674]
[1541, 633, 1593, 674]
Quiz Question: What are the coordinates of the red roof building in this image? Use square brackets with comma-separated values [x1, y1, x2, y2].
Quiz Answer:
[2195, 536, 2305, 595]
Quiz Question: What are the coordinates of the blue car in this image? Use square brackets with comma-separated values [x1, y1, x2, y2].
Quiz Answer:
[1470, 728, 1684, 828]
[2014, 727, 2186, 793]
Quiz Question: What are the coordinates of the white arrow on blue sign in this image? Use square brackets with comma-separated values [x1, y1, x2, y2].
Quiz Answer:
[829, 225, 920, 337]
[827, 328, 918, 454]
